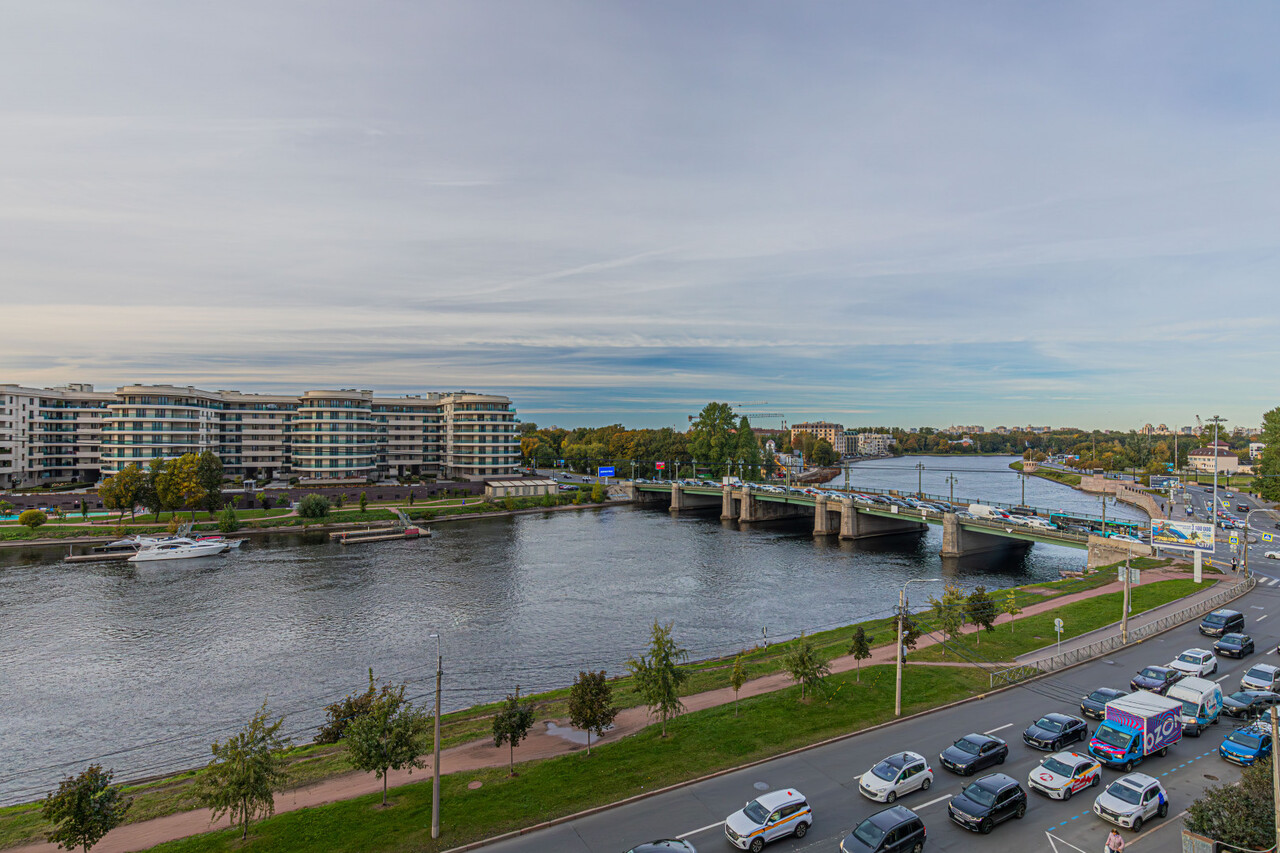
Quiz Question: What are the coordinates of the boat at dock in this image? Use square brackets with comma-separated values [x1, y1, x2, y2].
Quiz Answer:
[128, 538, 230, 562]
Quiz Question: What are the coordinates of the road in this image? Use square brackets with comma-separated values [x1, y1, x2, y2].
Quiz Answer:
[477, 578, 1280, 853]
[1169, 483, 1280, 572]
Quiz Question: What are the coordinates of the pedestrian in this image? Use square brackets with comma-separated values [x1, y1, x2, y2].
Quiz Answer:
[1106, 827, 1125, 852]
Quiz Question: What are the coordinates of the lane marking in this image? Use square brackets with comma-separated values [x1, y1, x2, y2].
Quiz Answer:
[677, 820, 723, 838]
[1216, 674, 1230, 682]
[984, 723, 1013, 734]
[915, 794, 951, 809]
[1259, 614, 1270, 621]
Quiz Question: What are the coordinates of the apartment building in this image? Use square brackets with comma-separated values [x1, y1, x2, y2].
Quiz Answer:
[790, 421, 843, 448]
[857, 433, 896, 456]
[1, 383, 519, 487]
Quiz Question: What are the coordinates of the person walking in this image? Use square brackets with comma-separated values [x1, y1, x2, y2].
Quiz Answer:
[1106, 827, 1125, 852]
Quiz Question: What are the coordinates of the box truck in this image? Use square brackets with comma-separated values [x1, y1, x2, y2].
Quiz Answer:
[1166, 677, 1223, 737]
[1087, 690, 1182, 771]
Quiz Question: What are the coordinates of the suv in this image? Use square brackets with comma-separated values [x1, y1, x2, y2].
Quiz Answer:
[840, 805, 927, 853]
[1093, 772, 1169, 832]
[859, 752, 934, 802]
[1200, 609, 1245, 638]
[947, 773, 1027, 834]
[724, 789, 812, 851]
[1241, 664, 1280, 692]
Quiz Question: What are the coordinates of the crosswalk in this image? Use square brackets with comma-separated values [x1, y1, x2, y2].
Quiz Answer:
[1260, 576, 1280, 586]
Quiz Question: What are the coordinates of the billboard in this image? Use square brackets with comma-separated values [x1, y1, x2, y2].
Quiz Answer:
[1150, 475, 1180, 489]
[598, 466, 616, 477]
[1150, 519, 1215, 552]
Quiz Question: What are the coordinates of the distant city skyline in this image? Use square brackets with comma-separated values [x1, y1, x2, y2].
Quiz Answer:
[3, 4, 1278, 430]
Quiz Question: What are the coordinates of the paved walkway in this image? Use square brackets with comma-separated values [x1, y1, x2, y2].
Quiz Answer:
[11, 565, 1239, 853]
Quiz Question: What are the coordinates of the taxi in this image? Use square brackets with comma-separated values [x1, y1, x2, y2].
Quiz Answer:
[1027, 751, 1101, 801]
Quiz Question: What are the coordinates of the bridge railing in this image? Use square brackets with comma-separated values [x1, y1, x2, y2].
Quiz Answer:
[988, 576, 1256, 688]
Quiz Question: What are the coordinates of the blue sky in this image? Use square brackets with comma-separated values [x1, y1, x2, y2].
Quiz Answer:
[3, 2, 1278, 431]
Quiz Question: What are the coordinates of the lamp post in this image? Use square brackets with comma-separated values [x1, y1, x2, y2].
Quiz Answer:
[945, 474, 958, 505]
[1208, 416, 1227, 539]
[915, 462, 925, 498]
[429, 632, 442, 839]
[896, 578, 942, 716]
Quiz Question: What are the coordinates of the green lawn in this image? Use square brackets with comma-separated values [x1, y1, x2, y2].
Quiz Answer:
[1009, 460, 1082, 487]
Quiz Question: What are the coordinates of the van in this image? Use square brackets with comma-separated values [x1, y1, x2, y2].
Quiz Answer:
[1200, 610, 1245, 638]
[1166, 677, 1223, 736]
[968, 504, 998, 518]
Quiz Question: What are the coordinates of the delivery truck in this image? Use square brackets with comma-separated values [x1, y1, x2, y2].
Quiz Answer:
[1166, 677, 1223, 737]
[1087, 690, 1182, 771]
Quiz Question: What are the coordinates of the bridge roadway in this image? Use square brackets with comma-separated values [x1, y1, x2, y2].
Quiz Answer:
[629, 482, 1147, 567]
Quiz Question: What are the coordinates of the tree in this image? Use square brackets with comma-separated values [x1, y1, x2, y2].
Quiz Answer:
[966, 586, 998, 645]
[729, 653, 748, 715]
[567, 670, 618, 755]
[195, 451, 225, 516]
[782, 632, 831, 700]
[41, 764, 131, 853]
[334, 492, 346, 509]
[899, 610, 923, 657]
[297, 494, 331, 519]
[687, 402, 738, 477]
[359, 491, 368, 513]
[491, 686, 536, 775]
[626, 620, 689, 737]
[79, 499, 88, 521]
[848, 626, 872, 681]
[928, 582, 968, 648]
[735, 418, 762, 479]
[407, 490, 415, 507]
[198, 700, 290, 840]
[217, 505, 239, 533]
[591, 483, 605, 503]
[346, 682, 430, 805]
[0, 500, 12, 516]
[19, 509, 47, 531]
[98, 464, 143, 522]
[1257, 406, 1280, 502]
[1185, 755, 1274, 851]
[145, 458, 175, 520]
[1004, 588, 1022, 633]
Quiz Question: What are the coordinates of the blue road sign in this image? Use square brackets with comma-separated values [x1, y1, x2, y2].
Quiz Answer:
[598, 466, 616, 477]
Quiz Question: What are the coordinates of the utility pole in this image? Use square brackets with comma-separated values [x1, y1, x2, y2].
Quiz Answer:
[429, 632, 442, 839]
[1272, 703, 1280, 851]
[915, 462, 924, 498]
[1208, 416, 1227, 552]
[1121, 547, 1131, 643]
[896, 579, 940, 716]
[946, 474, 958, 504]
[1020, 470, 1026, 506]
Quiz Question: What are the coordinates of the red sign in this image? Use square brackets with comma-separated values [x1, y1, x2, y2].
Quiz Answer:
[656, 462, 665, 470]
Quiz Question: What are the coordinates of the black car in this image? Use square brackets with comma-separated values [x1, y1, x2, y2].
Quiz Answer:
[840, 804, 927, 853]
[1022, 713, 1089, 751]
[1200, 609, 1246, 638]
[947, 773, 1027, 834]
[1130, 665, 1183, 694]
[625, 843, 696, 853]
[939, 733, 1008, 776]
[1222, 690, 1280, 718]
[1081, 688, 1128, 720]
[1215, 633, 1256, 658]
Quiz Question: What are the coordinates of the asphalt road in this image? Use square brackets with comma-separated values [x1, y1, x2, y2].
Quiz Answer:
[1170, 484, 1280, 571]
[476, 579, 1280, 853]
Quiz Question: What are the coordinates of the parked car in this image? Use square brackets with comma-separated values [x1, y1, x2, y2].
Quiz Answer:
[1081, 688, 1129, 720]
[1169, 649, 1218, 678]
[1022, 713, 1089, 751]
[1130, 665, 1184, 694]
[858, 752, 934, 803]
[1027, 751, 1102, 801]
[1200, 609, 1246, 638]
[947, 773, 1027, 834]
[1221, 690, 1280, 719]
[839, 805, 926, 853]
[1093, 773, 1169, 832]
[939, 733, 1009, 775]
[1214, 633, 1256, 658]
[1219, 722, 1275, 767]
[724, 789, 812, 852]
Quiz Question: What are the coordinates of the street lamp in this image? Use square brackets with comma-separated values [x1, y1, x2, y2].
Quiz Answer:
[429, 632, 442, 839]
[915, 462, 925, 498]
[896, 578, 942, 717]
[945, 474, 958, 505]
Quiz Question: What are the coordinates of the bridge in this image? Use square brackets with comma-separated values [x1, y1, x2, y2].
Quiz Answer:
[624, 482, 1148, 569]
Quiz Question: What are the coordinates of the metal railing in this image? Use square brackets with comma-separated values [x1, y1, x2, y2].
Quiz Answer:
[989, 576, 1257, 688]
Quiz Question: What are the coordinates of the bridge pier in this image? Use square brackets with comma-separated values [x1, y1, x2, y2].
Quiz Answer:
[837, 503, 928, 540]
[1086, 534, 1152, 569]
[668, 483, 721, 514]
[721, 486, 740, 521]
[941, 513, 1033, 557]
[739, 492, 809, 524]
[813, 498, 841, 536]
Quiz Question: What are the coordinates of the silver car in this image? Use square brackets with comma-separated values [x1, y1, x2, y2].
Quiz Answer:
[858, 751, 934, 803]
[1093, 772, 1169, 831]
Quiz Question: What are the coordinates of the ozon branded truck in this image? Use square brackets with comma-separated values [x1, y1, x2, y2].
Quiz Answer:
[1087, 691, 1182, 772]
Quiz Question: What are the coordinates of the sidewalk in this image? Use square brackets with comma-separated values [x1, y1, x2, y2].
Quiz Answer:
[10, 565, 1221, 853]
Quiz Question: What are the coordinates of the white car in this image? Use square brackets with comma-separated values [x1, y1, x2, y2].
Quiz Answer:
[1241, 664, 1280, 692]
[1027, 751, 1102, 801]
[1093, 772, 1169, 831]
[724, 788, 812, 851]
[858, 751, 934, 803]
[1169, 648, 1218, 678]
[1265, 551, 1280, 560]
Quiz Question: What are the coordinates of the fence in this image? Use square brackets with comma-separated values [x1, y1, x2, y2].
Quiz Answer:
[989, 576, 1257, 688]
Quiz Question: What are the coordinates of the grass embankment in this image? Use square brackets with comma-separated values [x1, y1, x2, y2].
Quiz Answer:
[1009, 460, 1082, 487]
[149, 665, 992, 853]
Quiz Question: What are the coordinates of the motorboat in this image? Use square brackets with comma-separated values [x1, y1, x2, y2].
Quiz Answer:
[195, 535, 246, 549]
[127, 538, 229, 562]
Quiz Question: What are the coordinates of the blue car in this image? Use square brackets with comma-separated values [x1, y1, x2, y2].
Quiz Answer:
[1219, 724, 1274, 766]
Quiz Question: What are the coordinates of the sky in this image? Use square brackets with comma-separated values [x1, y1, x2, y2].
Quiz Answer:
[2, 2, 1278, 432]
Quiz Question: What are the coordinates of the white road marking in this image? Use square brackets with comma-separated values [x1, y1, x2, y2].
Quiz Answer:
[984, 723, 1013, 734]
[915, 793, 951, 809]
[1216, 673, 1231, 682]
[1258, 614, 1270, 621]
[678, 820, 723, 838]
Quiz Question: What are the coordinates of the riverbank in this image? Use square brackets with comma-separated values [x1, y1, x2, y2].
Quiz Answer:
[1009, 460, 1082, 487]
[1, 558, 1214, 852]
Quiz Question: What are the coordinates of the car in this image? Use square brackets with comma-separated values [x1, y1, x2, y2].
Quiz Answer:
[1093, 772, 1169, 832]
[1221, 690, 1280, 718]
[1238, 504, 1250, 513]
[1169, 648, 1218, 678]
[1200, 609, 1246, 637]
[723, 788, 812, 852]
[839, 805, 927, 853]
[858, 752, 934, 803]
[939, 733, 1009, 775]
[1241, 664, 1280, 692]
[1027, 751, 1102, 801]
[1081, 687, 1129, 720]
[1022, 713, 1089, 751]
[625, 842, 697, 853]
[1219, 722, 1275, 766]
[1214, 633, 1255, 658]
[1265, 551, 1280, 560]
[947, 773, 1027, 834]
[1110, 534, 1145, 544]
[1130, 665, 1184, 694]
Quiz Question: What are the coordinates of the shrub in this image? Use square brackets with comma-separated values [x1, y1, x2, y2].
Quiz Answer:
[18, 509, 47, 531]
[165, 516, 182, 534]
[217, 506, 240, 533]
[358, 491, 368, 514]
[297, 494, 331, 519]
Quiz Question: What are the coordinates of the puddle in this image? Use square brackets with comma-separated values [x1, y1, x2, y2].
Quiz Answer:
[545, 721, 596, 744]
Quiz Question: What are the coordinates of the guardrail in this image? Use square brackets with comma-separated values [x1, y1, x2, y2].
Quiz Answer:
[989, 576, 1257, 688]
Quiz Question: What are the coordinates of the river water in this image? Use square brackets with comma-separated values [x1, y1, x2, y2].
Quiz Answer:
[0, 455, 1143, 805]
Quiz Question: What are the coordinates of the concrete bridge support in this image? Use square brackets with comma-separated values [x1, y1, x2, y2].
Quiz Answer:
[940, 513, 1033, 558]
[668, 484, 722, 514]
[1086, 534, 1153, 570]
[624, 483, 669, 507]
[837, 504, 928, 540]
[721, 487, 741, 521]
[813, 498, 843, 537]
[738, 493, 810, 524]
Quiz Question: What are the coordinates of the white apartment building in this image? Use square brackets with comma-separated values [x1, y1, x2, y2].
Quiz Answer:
[857, 433, 896, 456]
[1, 383, 519, 487]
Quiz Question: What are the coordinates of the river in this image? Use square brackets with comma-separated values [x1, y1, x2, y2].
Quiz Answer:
[0, 455, 1144, 805]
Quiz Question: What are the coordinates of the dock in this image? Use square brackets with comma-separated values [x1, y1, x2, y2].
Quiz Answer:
[330, 526, 431, 545]
[64, 550, 134, 563]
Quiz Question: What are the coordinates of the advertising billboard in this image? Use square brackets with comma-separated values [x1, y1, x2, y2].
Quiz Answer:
[1150, 475, 1180, 489]
[1149, 519, 1215, 552]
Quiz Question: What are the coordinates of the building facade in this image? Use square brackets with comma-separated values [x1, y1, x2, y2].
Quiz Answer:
[790, 421, 843, 448]
[856, 433, 896, 456]
[1187, 446, 1240, 474]
[1, 383, 519, 487]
